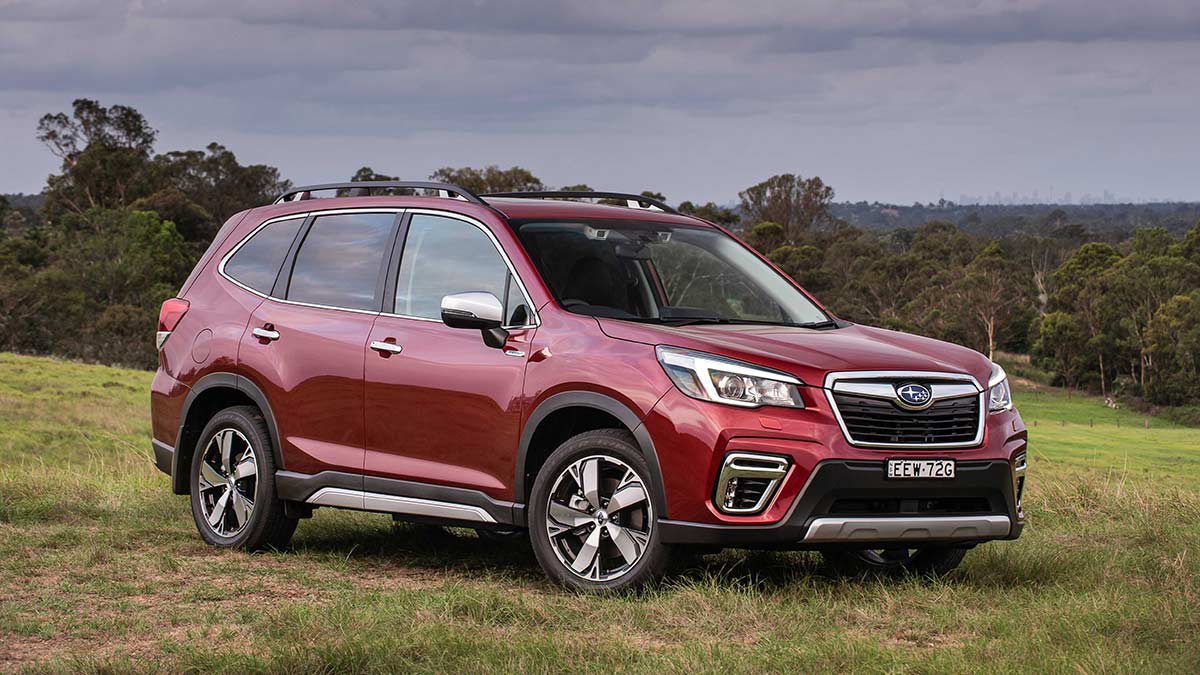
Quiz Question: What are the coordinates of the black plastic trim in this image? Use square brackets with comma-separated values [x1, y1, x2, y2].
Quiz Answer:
[513, 391, 666, 515]
[172, 372, 284, 494]
[152, 439, 174, 476]
[275, 470, 521, 526]
[484, 191, 678, 214]
[658, 459, 1023, 548]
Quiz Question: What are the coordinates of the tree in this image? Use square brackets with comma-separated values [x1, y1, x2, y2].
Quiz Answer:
[678, 201, 739, 227]
[1035, 311, 1086, 388]
[152, 143, 290, 230]
[37, 99, 158, 220]
[949, 242, 1028, 359]
[1146, 291, 1200, 405]
[1103, 250, 1200, 395]
[738, 174, 834, 240]
[429, 165, 544, 194]
[1052, 242, 1121, 396]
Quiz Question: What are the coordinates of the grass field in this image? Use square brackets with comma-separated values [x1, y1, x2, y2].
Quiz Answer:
[1, 352, 1198, 673]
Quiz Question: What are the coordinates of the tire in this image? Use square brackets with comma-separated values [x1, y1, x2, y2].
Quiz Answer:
[189, 406, 297, 550]
[528, 429, 669, 592]
[822, 546, 967, 577]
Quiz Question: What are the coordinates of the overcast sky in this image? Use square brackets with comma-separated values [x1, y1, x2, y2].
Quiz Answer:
[2, 0, 1198, 205]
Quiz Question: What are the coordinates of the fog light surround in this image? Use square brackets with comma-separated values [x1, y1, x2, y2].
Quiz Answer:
[714, 452, 790, 515]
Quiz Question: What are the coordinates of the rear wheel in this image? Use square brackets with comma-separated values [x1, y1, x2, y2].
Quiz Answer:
[528, 429, 669, 592]
[189, 406, 297, 550]
[822, 546, 966, 577]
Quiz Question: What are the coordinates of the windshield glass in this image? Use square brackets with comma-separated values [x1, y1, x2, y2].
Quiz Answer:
[511, 219, 830, 326]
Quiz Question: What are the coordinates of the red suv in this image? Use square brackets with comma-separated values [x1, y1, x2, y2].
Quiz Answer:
[150, 181, 1026, 591]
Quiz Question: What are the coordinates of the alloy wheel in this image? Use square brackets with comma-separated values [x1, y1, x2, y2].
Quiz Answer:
[197, 428, 259, 537]
[544, 455, 653, 582]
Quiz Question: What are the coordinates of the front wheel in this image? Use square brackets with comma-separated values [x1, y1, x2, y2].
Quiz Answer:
[528, 429, 669, 592]
[822, 546, 967, 577]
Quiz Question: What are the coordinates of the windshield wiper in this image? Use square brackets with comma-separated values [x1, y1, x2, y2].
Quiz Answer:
[794, 319, 841, 330]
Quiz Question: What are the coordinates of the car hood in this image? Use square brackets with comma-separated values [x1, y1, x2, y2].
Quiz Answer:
[597, 319, 993, 388]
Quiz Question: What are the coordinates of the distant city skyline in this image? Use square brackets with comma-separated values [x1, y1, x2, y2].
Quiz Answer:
[2, 1, 1198, 205]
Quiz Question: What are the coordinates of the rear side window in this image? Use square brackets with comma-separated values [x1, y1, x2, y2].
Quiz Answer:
[394, 214, 522, 321]
[223, 217, 304, 293]
[286, 213, 396, 311]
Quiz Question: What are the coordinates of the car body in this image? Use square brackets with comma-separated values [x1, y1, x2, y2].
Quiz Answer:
[150, 182, 1026, 591]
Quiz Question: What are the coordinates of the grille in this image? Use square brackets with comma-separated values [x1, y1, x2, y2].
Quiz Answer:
[832, 392, 980, 445]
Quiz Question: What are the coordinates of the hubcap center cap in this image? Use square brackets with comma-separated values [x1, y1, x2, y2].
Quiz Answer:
[595, 509, 609, 525]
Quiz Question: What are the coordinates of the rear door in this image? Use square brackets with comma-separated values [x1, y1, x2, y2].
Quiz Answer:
[363, 211, 536, 498]
[239, 210, 401, 476]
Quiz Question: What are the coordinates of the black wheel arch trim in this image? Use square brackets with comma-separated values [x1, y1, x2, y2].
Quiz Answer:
[513, 390, 666, 518]
[171, 372, 284, 494]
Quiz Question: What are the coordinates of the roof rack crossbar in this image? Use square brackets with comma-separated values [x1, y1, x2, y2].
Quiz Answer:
[275, 181, 486, 205]
[482, 191, 678, 214]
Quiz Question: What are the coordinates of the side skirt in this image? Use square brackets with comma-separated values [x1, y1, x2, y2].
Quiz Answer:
[275, 470, 522, 527]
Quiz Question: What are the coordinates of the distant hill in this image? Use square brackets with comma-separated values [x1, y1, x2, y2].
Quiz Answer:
[831, 201, 1200, 237]
[2, 193, 45, 210]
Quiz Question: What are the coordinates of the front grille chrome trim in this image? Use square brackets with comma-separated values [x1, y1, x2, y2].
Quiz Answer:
[823, 370, 985, 449]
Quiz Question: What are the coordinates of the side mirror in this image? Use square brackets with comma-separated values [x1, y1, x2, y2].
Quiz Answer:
[441, 292, 508, 348]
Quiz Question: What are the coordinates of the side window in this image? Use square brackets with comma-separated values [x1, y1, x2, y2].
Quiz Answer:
[504, 273, 530, 326]
[286, 212, 396, 311]
[395, 214, 528, 323]
[223, 217, 304, 294]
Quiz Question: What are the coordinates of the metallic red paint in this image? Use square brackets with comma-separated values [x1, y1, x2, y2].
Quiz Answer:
[151, 193, 1026, 536]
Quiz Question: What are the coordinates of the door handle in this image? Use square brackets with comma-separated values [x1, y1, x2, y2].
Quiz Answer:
[370, 340, 403, 355]
[252, 327, 280, 341]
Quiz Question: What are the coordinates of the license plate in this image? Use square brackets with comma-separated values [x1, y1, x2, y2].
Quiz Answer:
[886, 459, 955, 479]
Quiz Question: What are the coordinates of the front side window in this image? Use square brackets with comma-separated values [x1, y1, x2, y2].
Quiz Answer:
[395, 214, 528, 323]
[511, 220, 830, 326]
[286, 212, 396, 311]
[224, 217, 304, 293]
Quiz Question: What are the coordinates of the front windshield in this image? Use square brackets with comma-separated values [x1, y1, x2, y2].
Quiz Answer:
[511, 219, 830, 326]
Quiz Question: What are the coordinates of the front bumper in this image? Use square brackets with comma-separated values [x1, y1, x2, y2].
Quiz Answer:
[658, 459, 1023, 548]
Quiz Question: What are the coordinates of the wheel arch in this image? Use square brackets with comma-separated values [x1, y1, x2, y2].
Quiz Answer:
[515, 391, 665, 514]
[171, 373, 283, 495]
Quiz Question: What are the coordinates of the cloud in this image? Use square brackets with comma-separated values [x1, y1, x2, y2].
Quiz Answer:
[0, 0, 1197, 203]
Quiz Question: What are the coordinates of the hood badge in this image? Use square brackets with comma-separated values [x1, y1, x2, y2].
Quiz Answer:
[895, 383, 934, 410]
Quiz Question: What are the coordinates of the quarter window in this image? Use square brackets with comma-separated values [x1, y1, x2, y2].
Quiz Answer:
[223, 217, 304, 294]
[395, 214, 528, 323]
[286, 213, 396, 311]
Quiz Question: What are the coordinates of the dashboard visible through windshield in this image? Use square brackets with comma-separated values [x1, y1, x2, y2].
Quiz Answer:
[510, 219, 832, 327]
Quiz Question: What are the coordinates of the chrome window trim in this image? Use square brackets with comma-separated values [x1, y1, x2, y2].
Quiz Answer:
[216, 207, 539, 327]
[822, 370, 985, 449]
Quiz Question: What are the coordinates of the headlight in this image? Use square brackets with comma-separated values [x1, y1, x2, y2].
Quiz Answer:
[656, 346, 805, 409]
[988, 363, 1013, 412]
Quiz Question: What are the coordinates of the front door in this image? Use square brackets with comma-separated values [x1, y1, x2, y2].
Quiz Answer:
[363, 212, 536, 500]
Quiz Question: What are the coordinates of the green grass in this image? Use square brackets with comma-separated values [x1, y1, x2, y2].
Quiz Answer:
[1, 351, 1198, 673]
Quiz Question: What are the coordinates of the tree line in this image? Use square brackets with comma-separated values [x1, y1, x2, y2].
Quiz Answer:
[2, 100, 1198, 418]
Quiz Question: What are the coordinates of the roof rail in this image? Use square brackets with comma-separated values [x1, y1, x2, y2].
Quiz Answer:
[482, 191, 678, 214]
[275, 181, 486, 206]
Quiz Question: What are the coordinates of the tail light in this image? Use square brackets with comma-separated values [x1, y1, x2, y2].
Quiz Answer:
[157, 298, 190, 350]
